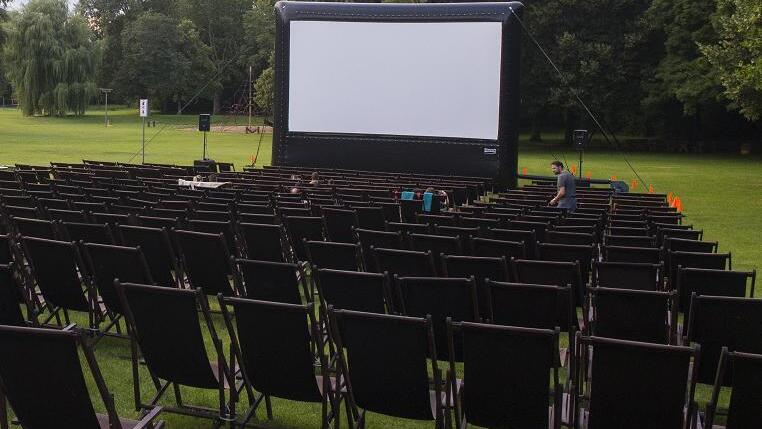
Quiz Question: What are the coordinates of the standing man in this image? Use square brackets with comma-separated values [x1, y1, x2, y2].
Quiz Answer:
[549, 160, 577, 212]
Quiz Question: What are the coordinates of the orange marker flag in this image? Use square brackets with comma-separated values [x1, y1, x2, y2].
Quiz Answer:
[521, 167, 527, 175]
[630, 179, 638, 190]
[648, 184, 654, 194]
[675, 197, 683, 212]
[667, 192, 674, 204]
[570, 165, 577, 175]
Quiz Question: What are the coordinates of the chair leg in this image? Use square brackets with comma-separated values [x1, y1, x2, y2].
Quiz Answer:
[265, 395, 273, 420]
[0, 390, 8, 429]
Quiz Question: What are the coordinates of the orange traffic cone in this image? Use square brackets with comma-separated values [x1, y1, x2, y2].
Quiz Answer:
[630, 179, 638, 190]
[522, 167, 527, 175]
[648, 184, 654, 194]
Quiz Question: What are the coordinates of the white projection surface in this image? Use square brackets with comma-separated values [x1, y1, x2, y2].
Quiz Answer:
[288, 21, 503, 140]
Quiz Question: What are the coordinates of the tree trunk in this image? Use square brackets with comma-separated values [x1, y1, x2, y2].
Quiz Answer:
[529, 110, 543, 143]
[213, 92, 221, 114]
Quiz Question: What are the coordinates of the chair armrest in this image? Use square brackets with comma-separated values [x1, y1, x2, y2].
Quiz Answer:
[133, 406, 164, 429]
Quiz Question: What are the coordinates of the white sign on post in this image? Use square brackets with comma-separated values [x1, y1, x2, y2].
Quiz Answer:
[139, 99, 149, 117]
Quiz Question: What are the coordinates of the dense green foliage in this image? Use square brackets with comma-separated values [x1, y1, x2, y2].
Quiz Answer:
[1, 0, 760, 141]
[2, 0, 99, 116]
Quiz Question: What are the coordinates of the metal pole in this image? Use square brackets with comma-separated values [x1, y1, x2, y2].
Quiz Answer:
[142, 117, 146, 164]
[248, 66, 253, 130]
[579, 150, 583, 180]
[104, 91, 109, 127]
[203, 131, 207, 159]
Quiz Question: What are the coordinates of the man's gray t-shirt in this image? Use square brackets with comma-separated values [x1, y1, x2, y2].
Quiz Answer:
[557, 171, 577, 210]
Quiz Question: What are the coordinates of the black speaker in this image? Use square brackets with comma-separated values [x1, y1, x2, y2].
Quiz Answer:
[199, 114, 211, 132]
[573, 129, 588, 151]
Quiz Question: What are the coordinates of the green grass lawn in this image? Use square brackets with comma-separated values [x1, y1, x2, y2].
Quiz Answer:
[1, 106, 758, 428]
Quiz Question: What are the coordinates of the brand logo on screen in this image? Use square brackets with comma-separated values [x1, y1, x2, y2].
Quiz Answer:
[483, 148, 497, 155]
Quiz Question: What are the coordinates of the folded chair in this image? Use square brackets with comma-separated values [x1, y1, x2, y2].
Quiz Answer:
[238, 222, 288, 262]
[118, 225, 181, 288]
[174, 230, 236, 296]
[589, 287, 676, 344]
[686, 295, 762, 386]
[315, 269, 392, 314]
[0, 325, 165, 429]
[218, 297, 343, 429]
[574, 335, 700, 429]
[441, 255, 510, 318]
[705, 349, 762, 429]
[21, 236, 97, 328]
[305, 240, 363, 271]
[446, 320, 563, 429]
[234, 258, 309, 304]
[327, 309, 446, 429]
[593, 261, 663, 291]
[396, 276, 478, 361]
[115, 282, 234, 426]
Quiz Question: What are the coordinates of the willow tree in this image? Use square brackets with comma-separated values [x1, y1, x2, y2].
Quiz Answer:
[2, 0, 99, 116]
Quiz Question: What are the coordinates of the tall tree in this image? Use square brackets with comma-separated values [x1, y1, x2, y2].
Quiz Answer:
[2, 0, 99, 116]
[114, 12, 215, 112]
[701, 0, 762, 121]
[179, 0, 249, 113]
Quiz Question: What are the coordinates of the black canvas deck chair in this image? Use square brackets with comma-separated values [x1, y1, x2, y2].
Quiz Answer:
[327, 309, 446, 429]
[187, 219, 239, 257]
[0, 235, 12, 265]
[593, 261, 663, 291]
[664, 237, 718, 254]
[115, 282, 234, 426]
[686, 295, 762, 386]
[486, 280, 577, 335]
[305, 240, 363, 271]
[47, 208, 88, 223]
[82, 243, 154, 339]
[21, 236, 97, 328]
[60, 222, 115, 244]
[603, 245, 662, 264]
[589, 287, 676, 344]
[12, 217, 58, 240]
[353, 228, 403, 271]
[538, 243, 597, 288]
[446, 320, 563, 429]
[409, 233, 462, 267]
[489, 227, 538, 258]
[470, 237, 526, 260]
[705, 349, 762, 429]
[604, 234, 656, 248]
[385, 221, 431, 236]
[323, 207, 359, 243]
[372, 247, 437, 277]
[174, 230, 236, 296]
[315, 269, 391, 314]
[396, 276, 478, 361]
[118, 225, 181, 288]
[238, 222, 288, 262]
[574, 335, 700, 429]
[234, 258, 309, 304]
[544, 230, 596, 246]
[218, 297, 343, 428]
[284, 216, 325, 262]
[136, 215, 180, 230]
[512, 259, 586, 308]
[668, 251, 732, 290]
[0, 325, 165, 429]
[0, 263, 32, 326]
[441, 255, 510, 319]
[676, 267, 753, 314]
